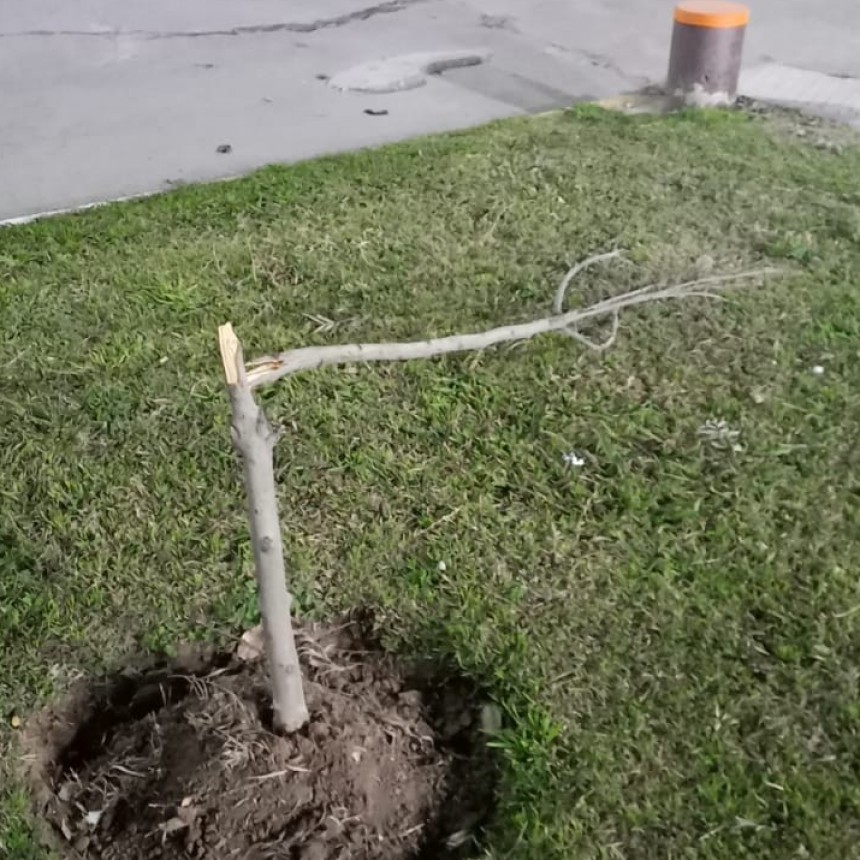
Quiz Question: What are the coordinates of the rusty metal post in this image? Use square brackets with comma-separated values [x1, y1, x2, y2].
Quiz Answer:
[667, 1, 750, 106]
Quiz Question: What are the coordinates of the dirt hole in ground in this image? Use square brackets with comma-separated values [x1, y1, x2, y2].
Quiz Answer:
[21, 618, 497, 859]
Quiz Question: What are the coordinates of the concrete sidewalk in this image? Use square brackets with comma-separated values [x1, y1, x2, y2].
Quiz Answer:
[1, 0, 859, 223]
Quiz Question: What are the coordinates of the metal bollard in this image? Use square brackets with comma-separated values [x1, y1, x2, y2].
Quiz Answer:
[667, 1, 750, 107]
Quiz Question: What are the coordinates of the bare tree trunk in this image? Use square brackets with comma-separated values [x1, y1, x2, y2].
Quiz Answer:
[218, 324, 309, 733]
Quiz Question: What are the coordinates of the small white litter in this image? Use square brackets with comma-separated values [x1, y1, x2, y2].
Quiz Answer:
[562, 451, 585, 469]
[85, 810, 104, 827]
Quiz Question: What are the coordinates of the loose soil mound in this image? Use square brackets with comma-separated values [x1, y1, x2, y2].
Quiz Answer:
[22, 621, 495, 859]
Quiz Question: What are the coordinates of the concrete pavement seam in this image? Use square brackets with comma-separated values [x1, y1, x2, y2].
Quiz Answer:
[0, 0, 435, 40]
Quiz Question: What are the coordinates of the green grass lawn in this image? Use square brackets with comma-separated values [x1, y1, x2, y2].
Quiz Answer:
[2, 106, 860, 859]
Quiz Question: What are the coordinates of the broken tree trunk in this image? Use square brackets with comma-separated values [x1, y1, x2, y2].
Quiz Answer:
[216, 252, 778, 733]
[218, 323, 309, 733]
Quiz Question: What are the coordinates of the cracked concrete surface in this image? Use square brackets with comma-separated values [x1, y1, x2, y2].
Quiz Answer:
[1, 0, 859, 222]
[1, 0, 432, 39]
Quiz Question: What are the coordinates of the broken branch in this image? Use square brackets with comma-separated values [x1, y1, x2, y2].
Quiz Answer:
[245, 265, 778, 388]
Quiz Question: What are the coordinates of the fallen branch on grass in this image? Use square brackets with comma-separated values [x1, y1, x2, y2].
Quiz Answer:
[218, 251, 779, 733]
[245, 254, 779, 388]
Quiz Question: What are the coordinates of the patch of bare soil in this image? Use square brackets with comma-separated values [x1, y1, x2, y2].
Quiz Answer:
[21, 620, 496, 859]
[738, 96, 860, 153]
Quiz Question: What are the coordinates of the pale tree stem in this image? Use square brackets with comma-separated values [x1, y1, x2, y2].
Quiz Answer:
[219, 324, 309, 733]
[245, 265, 778, 388]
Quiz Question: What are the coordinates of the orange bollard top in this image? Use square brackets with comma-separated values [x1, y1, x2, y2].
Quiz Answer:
[674, 1, 750, 29]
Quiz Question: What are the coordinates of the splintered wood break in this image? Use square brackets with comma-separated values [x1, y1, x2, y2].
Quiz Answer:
[218, 322, 242, 386]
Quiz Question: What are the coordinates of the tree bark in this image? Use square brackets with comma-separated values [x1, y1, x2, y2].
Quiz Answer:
[219, 324, 309, 733]
[213, 259, 776, 731]
[244, 268, 775, 388]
